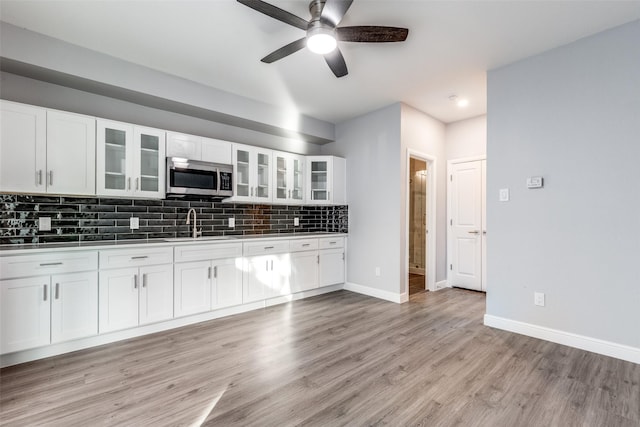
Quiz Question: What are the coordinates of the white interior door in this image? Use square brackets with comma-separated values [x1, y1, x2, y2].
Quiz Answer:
[450, 161, 483, 291]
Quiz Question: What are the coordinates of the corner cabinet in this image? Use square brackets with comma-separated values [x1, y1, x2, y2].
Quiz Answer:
[0, 100, 96, 195]
[96, 119, 166, 198]
[230, 143, 273, 203]
[306, 156, 346, 205]
[273, 151, 305, 204]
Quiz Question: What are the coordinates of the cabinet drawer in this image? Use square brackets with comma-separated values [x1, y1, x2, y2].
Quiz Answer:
[0, 251, 98, 280]
[290, 238, 319, 252]
[174, 242, 242, 262]
[319, 237, 344, 249]
[99, 247, 173, 269]
[243, 240, 289, 256]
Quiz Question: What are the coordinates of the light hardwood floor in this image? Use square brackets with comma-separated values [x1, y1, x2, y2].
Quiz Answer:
[1, 289, 639, 426]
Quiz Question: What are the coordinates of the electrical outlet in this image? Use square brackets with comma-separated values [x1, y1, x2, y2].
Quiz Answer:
[228, 217, 235, 228]
[534, 292, 545, 307]
[38, 217, 51, 231]
[294, 217, 300, 226]
[129, 217, 139, 230]
[375, 267, 381, 277]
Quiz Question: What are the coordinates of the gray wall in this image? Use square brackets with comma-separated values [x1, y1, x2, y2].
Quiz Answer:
[324, 104, 403, 293]
[325, 103, 447, 295]
[445, 115, 487, 160]
[486, 20, 640, 348]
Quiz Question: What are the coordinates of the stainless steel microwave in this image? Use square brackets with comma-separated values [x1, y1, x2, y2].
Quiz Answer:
[166, 158, 233, 198]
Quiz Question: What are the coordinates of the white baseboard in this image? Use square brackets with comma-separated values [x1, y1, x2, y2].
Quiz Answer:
[344, 282, 405, 304]
[434, 280, 448, 290]
[484, 314, 640, 365]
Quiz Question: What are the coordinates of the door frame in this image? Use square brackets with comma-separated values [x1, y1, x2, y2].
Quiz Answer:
[446, 155, 486, 289]
[404, 149, 436, 294]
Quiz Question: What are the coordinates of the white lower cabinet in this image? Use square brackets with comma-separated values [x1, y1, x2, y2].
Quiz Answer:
[289, 238, 320, 293]
[99, 265, 173, 333]
[174, 243, 243, 317]
[0, 271, 98, 354]
[243, 240, 290, 302]
[319, 237, 346, 287]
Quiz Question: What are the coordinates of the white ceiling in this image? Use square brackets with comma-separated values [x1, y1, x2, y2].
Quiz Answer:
[1, 1, 639, 124]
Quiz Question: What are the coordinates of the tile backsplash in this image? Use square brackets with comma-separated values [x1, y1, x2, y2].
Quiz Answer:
[0, 194, 348, 245]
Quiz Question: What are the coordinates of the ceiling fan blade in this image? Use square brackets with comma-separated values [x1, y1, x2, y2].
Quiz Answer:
[337, 26, 409, 42]
[320, 0, 354, 27]
[261, 38, 307, 63]
[237, 0, 309, 30]
[324, 48, 348, 78]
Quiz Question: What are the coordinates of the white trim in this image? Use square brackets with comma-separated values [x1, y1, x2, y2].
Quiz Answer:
[405, 149, 437, 293]
[0, 286, 343, 368]
[344, 282, 406, 304]
[434, 280, 449, 290]
[484, 314, 640, 365]
[446, 156, 486, 289]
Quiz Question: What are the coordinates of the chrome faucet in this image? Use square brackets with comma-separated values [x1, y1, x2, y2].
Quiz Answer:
[186, 208, 201, 239]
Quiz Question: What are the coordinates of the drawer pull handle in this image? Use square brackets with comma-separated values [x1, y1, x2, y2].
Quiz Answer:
[142, 274, 147, 288]
[302, 244, 310, 247]
[134, 275, 138, 289]
[214, 266, 218, 279]
[40, 262, 63, 266]
[43, 284, 48, 301]
[131, 256, 148, 260]
[48, 170, 53, 186]
[264, 246, 274, 250]
[208, 266, 212, 279]
[329, 241, 337, 245]
[55, 283, 60, 299]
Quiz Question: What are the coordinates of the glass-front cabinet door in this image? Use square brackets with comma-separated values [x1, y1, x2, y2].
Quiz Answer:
[307, 158, 332, 203]
[291, 156, 304, 203]
[97, 120, 166, 198]
[273, 151, 305, 204]
[134, 126, 165, 198]
[274, 153, 288, 202]
[232, 144, 273, 202]
[97, 120, 132, 196]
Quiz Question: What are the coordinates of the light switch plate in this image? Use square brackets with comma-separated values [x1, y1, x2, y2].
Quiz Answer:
[527, 176, 544, 189]
[228, 217, 235, 228]
[38, 217, 51, 231]
[129, 217, 139, 230]
[499, 188, 510, 202]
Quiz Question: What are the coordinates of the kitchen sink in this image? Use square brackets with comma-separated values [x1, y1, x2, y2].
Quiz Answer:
[163, 236, 237, 242]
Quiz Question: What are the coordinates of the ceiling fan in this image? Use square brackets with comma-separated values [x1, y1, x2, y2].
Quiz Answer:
[237, 0, 409, 78]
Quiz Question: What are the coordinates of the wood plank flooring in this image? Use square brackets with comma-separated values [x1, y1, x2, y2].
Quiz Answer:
[1, 289, 639, 426]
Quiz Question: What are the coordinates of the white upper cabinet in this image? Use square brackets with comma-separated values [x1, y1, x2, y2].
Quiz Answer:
[273, 151, 305, 204]
[97, 119, 165, 198]
[306, 156, 346, 205]
[0, 101, 95, 195]
[231, 143, 273, 203]
[166, 132, 231, 164]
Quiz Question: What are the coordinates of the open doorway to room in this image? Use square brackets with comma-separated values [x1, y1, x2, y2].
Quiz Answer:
[405, 150, 436, 297]
[409, 158, 427, 294]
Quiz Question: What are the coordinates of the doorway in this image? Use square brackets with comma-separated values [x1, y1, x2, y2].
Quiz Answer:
[405, 150, 436, 297]
[409, 158, 427, 294]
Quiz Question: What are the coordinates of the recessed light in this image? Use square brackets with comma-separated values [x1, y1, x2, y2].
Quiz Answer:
[457, 99, 469, 108]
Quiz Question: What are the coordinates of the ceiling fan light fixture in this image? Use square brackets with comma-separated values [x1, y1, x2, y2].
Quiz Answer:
[306, 27, 337, 54]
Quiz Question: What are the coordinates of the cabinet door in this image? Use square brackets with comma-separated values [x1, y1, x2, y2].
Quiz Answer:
[174, 261, 211, 317]
[273, 152, 289, 203]
[133, 126, 165, 198]
[96, 120, 134, 196]
[99, 268, 139, 333]
[139, 264, 173, 325]
[201, 137, 232, 164]
[244, 256, 270, 303]
[254, 148, 272, 202]
[0, 101, 46, 193]
[166, 132, 201, 160]
[232, 144, 252, 201]
[291, 155, 305, 203]
[51, 271, 98, 344]
[319, 248, 345, 287]
[307, 157, 332, 204]
[290, 251, 319, 294]
[0, 277, 51, 354]
[46, 110, 96, 195]
[211, 258, 243, 309]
